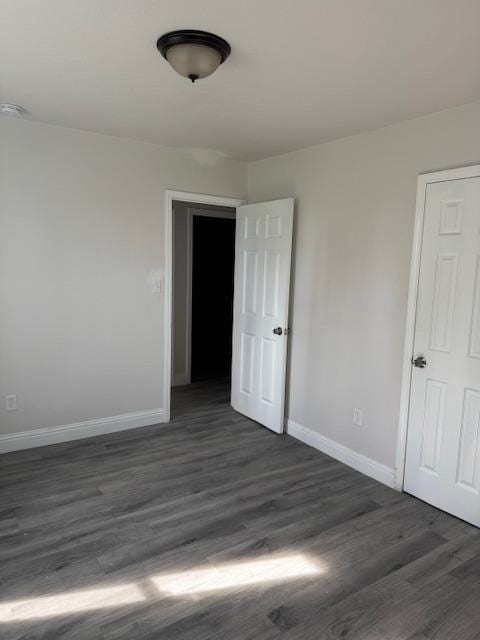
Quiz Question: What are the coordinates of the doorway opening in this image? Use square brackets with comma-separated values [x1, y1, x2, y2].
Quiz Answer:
[172, 200, 236, 388]
[164, 191, 245, 422]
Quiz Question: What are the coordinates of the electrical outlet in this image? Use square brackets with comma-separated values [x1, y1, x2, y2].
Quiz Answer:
[5, 395, 17, 411]
[353, 407, 363, 427]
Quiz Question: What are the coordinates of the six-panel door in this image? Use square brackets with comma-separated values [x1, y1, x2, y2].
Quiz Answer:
[231, 199, 294, 433]
[405, 178, 480, 527]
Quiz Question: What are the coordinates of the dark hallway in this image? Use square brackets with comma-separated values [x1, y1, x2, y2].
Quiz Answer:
[191, 215, 236, 382]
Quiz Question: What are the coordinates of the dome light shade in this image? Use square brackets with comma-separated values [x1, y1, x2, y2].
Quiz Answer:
[166, 43, 222, 81]
[157, 30, 231, 82]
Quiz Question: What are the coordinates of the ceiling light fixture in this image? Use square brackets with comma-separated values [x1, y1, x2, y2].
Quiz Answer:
[156, 30, 231, 83]
[0, 103, 27, 116]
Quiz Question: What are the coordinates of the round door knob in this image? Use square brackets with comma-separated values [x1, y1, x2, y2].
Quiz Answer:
[273, 327, 283, 336]
[412, 355, 427, 368]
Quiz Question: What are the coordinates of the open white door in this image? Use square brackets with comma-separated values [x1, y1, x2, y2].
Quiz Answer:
[231, 198, 294, 433]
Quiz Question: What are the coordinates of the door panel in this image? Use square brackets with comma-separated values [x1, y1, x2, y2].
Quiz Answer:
[404, 177, 480, 527]
[419, 378, 446, 475]
[231, 199, 294, 433]
[457, 388, 480, 491]
[468, 256, 480, 358]
[240, 331, 255, 395]
[429, 253, 458, 352]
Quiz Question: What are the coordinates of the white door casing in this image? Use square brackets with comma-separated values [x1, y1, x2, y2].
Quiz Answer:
[404, 176, 480, 527]
[231, 199, 294, 433]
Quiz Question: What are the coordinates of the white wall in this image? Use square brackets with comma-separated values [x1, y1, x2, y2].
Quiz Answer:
[247, 100, 480, 470]
[0, 118, 246, 437]
[4, 100, 480, 468]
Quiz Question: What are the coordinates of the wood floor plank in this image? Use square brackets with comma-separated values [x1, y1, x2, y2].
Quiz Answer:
[0, 380, 478, 639]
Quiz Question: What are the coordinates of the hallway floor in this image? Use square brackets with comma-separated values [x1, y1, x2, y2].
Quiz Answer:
[0, 381, 479, 639]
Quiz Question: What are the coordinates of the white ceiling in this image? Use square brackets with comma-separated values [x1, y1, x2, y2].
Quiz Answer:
[2, 0, 480, 160]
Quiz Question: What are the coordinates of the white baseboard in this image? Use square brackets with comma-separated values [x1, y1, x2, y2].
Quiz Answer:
[286, 419, 396, 489]
[0, 408, 166, 454]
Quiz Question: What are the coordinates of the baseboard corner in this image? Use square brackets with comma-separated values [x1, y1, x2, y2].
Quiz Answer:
[286, 418, 396, 489]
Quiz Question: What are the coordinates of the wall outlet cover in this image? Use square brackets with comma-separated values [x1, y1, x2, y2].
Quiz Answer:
[5, 395, 18, 411]
[353, 408, 363, 427]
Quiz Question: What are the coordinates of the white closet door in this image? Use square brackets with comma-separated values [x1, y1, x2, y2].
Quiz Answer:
[405, 177, 480, 527]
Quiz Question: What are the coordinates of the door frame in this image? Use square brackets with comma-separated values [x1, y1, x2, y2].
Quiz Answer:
[164, 190, 246, 422]
[396, 163, 480, 490]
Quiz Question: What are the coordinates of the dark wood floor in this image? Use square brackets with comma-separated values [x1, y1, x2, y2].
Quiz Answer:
[1, 380, 479, 639]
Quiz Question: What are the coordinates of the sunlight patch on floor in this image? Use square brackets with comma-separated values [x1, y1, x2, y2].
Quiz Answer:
[0, 552, 324, 622]
[0, 584, 145, 622]
[150, 552, 323, 595]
